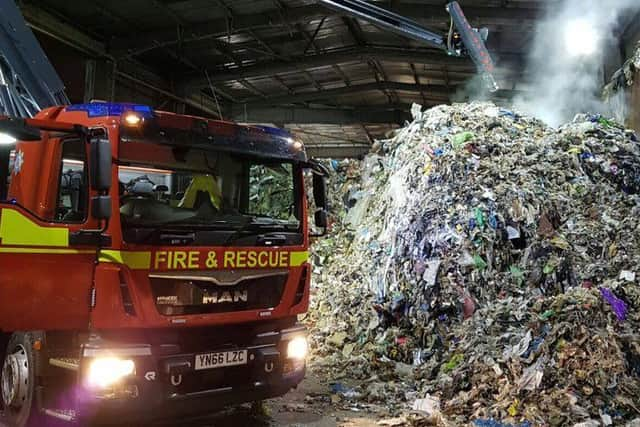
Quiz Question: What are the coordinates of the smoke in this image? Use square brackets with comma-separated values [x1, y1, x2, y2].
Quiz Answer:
[514, 0, 640, 127]
[451, 66, 512, 105]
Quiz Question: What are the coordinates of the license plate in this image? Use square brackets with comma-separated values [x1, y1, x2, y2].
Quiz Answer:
[195, 350, 248, 370]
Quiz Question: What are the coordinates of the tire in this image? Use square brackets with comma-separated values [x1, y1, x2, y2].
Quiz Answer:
[0, 332, 46, 427]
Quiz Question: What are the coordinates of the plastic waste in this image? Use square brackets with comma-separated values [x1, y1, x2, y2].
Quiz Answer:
[473, 419, 532, 427]
[600, 287, 628, 321]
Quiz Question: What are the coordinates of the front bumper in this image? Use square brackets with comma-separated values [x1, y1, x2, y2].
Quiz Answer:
[76, 325, 306, 423]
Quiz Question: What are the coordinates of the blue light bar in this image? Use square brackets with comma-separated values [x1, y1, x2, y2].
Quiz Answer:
[65, 103, 154, 118]
[254, 125, 293, 139]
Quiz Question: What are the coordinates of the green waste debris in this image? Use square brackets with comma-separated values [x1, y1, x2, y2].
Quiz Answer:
[441, 353, 464, 373]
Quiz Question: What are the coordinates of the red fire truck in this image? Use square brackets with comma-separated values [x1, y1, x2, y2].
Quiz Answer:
[0, 104, 328, 426]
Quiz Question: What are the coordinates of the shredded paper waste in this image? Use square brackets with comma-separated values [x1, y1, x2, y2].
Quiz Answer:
[306, 101, 640, 426]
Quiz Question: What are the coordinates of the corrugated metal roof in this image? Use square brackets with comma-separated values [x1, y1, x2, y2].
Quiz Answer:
[31, 0, 550, 156]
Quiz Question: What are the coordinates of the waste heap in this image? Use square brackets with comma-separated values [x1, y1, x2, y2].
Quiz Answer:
[318, 158, 363, 222]
[308, 102, 640, 426]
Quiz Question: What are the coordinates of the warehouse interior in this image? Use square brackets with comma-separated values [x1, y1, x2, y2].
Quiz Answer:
[0, 0, 639, 426]
[22, 0, 639, 157]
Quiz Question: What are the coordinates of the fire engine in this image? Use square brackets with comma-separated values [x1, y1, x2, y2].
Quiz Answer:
[0, 0, 330, 423]
[0, 102, 329, 426]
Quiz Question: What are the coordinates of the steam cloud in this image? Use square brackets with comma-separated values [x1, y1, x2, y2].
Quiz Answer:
[514, 0, 639, 126]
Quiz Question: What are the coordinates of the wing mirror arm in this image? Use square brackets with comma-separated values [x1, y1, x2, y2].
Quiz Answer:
[69, 131, 113, 246]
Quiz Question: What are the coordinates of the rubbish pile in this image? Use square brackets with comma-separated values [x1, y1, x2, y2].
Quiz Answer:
[307, 102, 640, 426]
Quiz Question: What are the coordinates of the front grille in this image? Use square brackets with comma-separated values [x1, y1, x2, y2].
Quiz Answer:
[149, 271, 288, 316]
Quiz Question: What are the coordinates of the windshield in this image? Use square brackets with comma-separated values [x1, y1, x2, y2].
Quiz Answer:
[118, 142, 300, 234]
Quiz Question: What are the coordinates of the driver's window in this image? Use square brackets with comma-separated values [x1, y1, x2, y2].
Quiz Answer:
[54, 139, 87, 223]
[248, 163, 294, 220]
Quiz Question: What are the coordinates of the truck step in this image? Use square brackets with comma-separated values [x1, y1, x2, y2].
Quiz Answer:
[49, 357, 79, 371]
[43, 408, 76, 422]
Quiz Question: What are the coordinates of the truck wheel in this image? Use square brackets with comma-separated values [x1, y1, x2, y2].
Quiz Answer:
[1, 332, 43, 427]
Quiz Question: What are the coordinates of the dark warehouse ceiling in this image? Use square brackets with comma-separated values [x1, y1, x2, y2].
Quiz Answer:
[21, 0, 551, 157]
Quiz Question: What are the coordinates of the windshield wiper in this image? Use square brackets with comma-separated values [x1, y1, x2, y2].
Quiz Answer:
[123, 216, 244, 229]
[123, 217, 245, 245]
[221, 217, 299, 246]
[246, 216, 299, 229]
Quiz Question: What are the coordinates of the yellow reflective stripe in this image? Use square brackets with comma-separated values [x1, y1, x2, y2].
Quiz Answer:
[0, 209, 68, 247]
[99, 250, 308, 269]
[99, 250, 151, 269]
[289, 251, 309, 267]
[0, 247, 93, 254]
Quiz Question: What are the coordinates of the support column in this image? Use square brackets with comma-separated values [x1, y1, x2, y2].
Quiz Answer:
[631, 70, 640, 132]
[83, 60, 96, 102]
[90, 59, 116, 102]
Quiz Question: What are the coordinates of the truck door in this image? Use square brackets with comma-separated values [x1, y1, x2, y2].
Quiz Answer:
[0, 137, 95, 331]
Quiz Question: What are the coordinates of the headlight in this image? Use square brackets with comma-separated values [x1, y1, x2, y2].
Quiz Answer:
[286, 336, 308, 360]
[87, 357, 135, 388]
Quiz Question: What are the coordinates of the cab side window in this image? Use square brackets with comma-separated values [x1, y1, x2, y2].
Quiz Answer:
[55, 139, 87, 222]
[1, 149, 16, 200]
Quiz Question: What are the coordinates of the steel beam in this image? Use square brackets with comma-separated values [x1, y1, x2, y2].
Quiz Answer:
[303, 17, 326, 54]
[110, 3, 540, 54]
[341, 15, 391, 101]
[230, 104, 412, 124]
[117, 73, 225, 118]
[304, 144, 371, 159]
[333, 64, 351, 86]
[184, 46, 474, 87]
[19, 2, 226, 118]
[241, 82, 451, 106]
[20, 3, 106, 56]
[83, 60, 96, 102]
[410, 63, 427, 106]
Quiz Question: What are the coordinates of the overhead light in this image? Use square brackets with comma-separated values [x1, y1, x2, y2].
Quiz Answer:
[0, 132, 17, 145]
[564, 19, 598, 57]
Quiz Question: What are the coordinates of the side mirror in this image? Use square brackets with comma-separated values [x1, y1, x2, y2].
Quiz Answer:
[89, 135, 112, 223]
[312, 173, 328, 210]
[91, 196, 111, 220]
[89, 136, 112, 191]
[314, 209, 328, 229]
[312, 172, 328, 235]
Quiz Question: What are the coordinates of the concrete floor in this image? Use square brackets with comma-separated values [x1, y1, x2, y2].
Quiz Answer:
[150, 374, 386, 427]
[1, 374, 388, 427]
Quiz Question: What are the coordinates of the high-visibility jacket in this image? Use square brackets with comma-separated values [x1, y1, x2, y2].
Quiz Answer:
[178, 174, 222, 209]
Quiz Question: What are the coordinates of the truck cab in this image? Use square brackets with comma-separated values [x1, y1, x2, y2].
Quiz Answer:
[0, 102, 328, 426]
